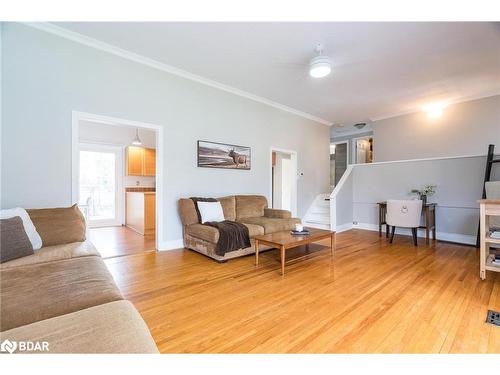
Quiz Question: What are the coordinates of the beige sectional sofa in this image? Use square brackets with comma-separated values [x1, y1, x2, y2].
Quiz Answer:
[0, 207, 158, 354]
[178, 195, 301, 262]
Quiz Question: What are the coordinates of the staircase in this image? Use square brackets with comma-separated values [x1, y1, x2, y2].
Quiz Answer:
[303, 193, 331, 230]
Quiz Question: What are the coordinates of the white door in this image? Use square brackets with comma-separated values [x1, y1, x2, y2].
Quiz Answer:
[79, 143, 123, 227]
[281, 158, 292, 211]
[356, 139, 368, 164]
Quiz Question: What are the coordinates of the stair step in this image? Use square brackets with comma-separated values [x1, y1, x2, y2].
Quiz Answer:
[310, 208, 329, 214]
[308, 212, 330, 217]
[305, 222, 331, 230]
[305, 219, 330, 225]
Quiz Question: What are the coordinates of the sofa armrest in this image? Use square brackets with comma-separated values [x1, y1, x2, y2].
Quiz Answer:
[264, 208, 292, 219]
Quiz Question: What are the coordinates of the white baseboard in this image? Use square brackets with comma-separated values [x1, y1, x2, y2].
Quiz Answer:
[352, 222, 476, 245]
[335, 223, 354, 233]
[156, 224, 476, 251]
[157, 239, 184, 251]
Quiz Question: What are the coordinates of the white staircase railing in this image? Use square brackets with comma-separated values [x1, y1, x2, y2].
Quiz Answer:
[329, 165, 354, 232]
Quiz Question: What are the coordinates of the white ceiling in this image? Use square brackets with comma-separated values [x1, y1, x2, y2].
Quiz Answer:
[55, 22, 500, 126]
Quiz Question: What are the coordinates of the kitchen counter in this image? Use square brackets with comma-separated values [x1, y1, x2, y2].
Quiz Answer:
[126, 192, 155, 236]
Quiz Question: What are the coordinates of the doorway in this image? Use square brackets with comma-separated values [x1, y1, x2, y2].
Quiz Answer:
[330, 141, 348, 188]
[72, 111, 164, 258]
[352, 136, 373, 164]
[271, 148, 297, 216]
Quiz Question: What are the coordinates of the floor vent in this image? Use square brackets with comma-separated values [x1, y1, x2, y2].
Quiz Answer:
[486, 310, 500, 327]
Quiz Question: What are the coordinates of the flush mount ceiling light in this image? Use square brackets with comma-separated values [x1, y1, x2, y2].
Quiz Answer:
[131, 128, 142, 146]
[354, 123, 366, 130]
[423, 102, 448, 118]
[309, 44, 332, 78]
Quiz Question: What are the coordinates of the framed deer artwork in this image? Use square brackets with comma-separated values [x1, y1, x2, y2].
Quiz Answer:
[197, 140, 251, 170]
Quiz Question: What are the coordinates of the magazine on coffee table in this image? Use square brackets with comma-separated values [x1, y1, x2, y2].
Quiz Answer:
[291, 229, 310, 235]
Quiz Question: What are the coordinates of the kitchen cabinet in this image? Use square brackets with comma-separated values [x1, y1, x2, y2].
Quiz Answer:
[144, 148, 156, 176]
[126, 146, 156, 176]
[126, 192, 155, 236]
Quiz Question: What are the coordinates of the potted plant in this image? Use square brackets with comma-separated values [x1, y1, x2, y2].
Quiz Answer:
[410, 185, 436, 205]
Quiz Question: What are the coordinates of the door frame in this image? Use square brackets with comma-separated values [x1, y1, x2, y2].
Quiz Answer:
[269, 147, 298, 217]
[331, 140, 350, 165]
[79, 142, 124, 228]
[331, 140, 350, 188]
[351, 135, 373, 164]
[72, 111, 164, 251]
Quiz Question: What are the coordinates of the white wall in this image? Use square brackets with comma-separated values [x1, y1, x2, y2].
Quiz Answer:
[1, 23, 330, 245]
[373, 95, 500, 162]
[79, 120, 156, 187]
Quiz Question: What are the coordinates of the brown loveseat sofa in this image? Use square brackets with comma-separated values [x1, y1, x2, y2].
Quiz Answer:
[0, 206, 158, 354]
[178, 195, 301, 262]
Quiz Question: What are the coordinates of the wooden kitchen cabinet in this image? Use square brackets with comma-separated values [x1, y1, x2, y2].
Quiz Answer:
[144, 148, 156, 176]
[126, 192, 155, 236]
[126, 146, 156, 176]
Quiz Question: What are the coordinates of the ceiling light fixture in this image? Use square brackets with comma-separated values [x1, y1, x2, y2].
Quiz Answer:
[423, 102, 448, 119]
[309, 44, 332, 78]
[131, 128, 142, 146]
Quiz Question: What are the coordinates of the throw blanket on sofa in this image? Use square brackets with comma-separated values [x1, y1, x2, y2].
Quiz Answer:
[204, 220, 251, 256]
[190, 197, 250, 256]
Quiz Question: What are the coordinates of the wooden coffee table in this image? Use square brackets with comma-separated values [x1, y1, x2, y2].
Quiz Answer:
[254, 227, 335, 276]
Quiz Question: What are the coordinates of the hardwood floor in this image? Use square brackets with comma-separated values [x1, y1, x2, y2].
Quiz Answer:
[103, 229, 500, 353]
[88, 226, 155, 258]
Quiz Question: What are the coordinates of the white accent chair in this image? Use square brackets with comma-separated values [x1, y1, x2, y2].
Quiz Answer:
[386, 199, 423, 246]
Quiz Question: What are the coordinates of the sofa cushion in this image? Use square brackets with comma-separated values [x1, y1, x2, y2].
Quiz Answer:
[0, 301, 158, 353]
[27, 204, 86, 247]
[186, 222, 265, 244]
[235, 195, 268, 220]
[0, 256, 123, 331]
[264, 208, 292, 219]
[217, 196, 236, 221]
[0, 217, 34, 263]
[0, 240, 99, 270]
[243, 223, 265, 237]
[238, 216, 301, 234]
[186, 224, 219, 243]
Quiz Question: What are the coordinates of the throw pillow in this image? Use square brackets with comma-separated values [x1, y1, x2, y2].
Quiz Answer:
[0, 216, 35, 263]
[27, 204, 86, 247]
[0, 207, 42, 250]
[197, 201, 225, 223]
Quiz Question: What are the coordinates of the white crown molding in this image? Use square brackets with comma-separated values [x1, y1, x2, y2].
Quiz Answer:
[370, 91, 500, 122]
[22, 22, 332, 127]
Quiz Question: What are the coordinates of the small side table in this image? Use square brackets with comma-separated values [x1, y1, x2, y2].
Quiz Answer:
[377, 202, 437, 243]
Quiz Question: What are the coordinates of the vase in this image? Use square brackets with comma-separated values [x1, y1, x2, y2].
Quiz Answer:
[421, 195, 427, 205]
